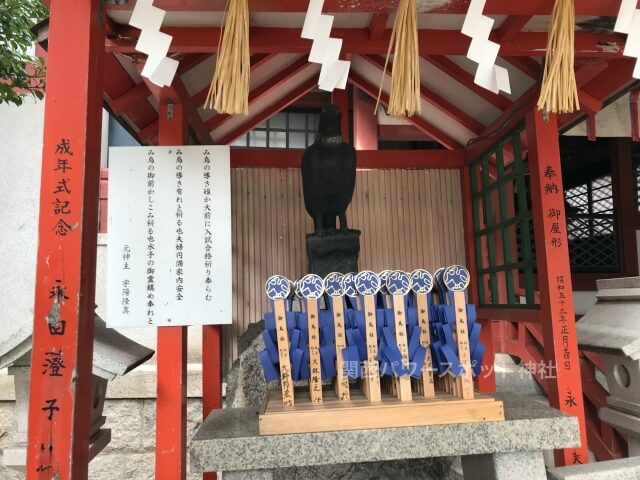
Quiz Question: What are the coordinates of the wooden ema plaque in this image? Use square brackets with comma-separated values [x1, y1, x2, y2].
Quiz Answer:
[265, 275, 294, 406]
[387, 271, 412, 402]
[299, 274, 325, 404]
[356, 271, 382, 402]
[324, 273, 350, 401]
[444, 266, 474, 400]
[411, 269, 435, 398]
[259, 267, 503, 436]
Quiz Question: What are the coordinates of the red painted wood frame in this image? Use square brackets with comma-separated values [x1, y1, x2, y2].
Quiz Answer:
[105, 1, 626, 15]
[202, 325, 222, 480]
[526, 110, 589, 466]
[353, 89, 378, 150]
[156, 100, 189, 480]
[26, 1, 104, 479]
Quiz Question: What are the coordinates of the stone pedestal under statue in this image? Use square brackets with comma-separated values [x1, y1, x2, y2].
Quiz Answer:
[306, 230, 360, 277]
[189, 393, 579, 480]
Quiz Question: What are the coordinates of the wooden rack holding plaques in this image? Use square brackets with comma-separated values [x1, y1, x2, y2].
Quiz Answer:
[259, 266, 504, 436]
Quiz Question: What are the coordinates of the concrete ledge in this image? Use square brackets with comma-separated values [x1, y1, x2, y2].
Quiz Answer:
[189, 393, 579, 473]
[547, 457, 640, 480]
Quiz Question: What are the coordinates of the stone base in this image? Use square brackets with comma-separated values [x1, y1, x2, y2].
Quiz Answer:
[306, 230, 360, 278]
[548, 456, 640, 479]
[222, 459, 455, 480]
[461, 451, 546, 480]
[2, 428, 111, 473]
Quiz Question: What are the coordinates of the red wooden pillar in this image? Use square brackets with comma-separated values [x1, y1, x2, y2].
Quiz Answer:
[353, 88, 378, 151]
[332, 88, 350, 141]
[155, 98, 189, 480]
[202, 325, 222, 480]
[25, 1, 104, 478]
[610, 138, 639, 277]
[460, 167, 496, 392]
[526, 109, 589, 466]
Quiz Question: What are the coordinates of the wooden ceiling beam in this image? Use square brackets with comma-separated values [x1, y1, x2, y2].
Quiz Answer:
[107, 28, 626, 58]
[106, 0, 624, 16]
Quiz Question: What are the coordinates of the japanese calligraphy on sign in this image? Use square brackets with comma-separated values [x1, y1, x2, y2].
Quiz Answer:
[107, 146, 232, 327]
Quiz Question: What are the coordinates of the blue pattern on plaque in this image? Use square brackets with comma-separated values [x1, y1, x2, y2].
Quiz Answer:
[324, 272, 345, 297]
[443, 265, 470, 292]
[299, 274, 324, 299]
[265, 275, 290, 300]
[410, 269, 434, 294]
[355, 270, 381, 295]
[343, 272, 358, 297]
[386, 270, 411, 295]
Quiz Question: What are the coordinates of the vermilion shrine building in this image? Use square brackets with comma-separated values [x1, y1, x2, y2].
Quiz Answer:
[2, 0, 640, 478]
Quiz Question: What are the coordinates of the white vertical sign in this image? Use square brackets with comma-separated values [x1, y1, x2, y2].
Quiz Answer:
[107, 146, 232, 327]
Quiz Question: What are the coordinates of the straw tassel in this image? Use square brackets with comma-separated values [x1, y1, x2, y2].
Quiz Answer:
[376, 0, 421, 117]
[537, 0, 580, 114]
[205, 0, 250, 115]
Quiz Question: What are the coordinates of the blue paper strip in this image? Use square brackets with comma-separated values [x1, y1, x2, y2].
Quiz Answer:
[259, 350, 279, 382]
[408, 325, 421, 359]
[290, 348, 304, 380]
[264, 311, 276, 332]
[410, 346, 427, 379]
[320, 344, 337, 380]
[342, 345, 362, 379]
[440, 344, 464, 377]
[290, 328, 301, 350]
[261, 330, 279, 364]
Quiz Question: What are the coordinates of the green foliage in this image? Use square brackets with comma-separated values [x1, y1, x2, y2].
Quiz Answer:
[0, 0, 48, 106]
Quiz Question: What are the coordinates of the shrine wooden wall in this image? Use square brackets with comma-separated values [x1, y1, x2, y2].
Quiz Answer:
[225, 167, 465, 371]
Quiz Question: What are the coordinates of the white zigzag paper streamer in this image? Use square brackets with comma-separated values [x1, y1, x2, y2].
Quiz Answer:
[130, 0, 179, 87]
[461, 0, 511, 95]
[301, 0, 350, 92]
[615, 0, 640, 79]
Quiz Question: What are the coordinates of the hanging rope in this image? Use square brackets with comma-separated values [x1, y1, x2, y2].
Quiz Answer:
[537, 0, 580, 114]
[376, 0, 421, 117]
[205, 0, 250, 115]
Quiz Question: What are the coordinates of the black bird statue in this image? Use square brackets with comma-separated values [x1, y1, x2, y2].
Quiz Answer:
[301, 105, 356, 235]
[300, 105, 360, 277]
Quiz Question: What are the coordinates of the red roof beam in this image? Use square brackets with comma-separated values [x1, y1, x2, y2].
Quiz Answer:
[230, 148, 464, 169]
[558, 59, 635, 130]
[206, 56, 310, 133]
[362, 54, 485, 135]
[504, 56, 542, 80]
[107, 28, 627, 58]
[106, 1, 626, 16]
[192, 53, 277, 111]
[215, 76, 318, 145]
[425, 56, 512, 111]
[110, 81, 150, 114]
[172, 76, 213, 144]
[465, 84, 539, 162]
[495, 16, 533, 43]
[369, 13, 388, 39]
[349, 71, 462, 150]
[176, 53, 212, 74]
